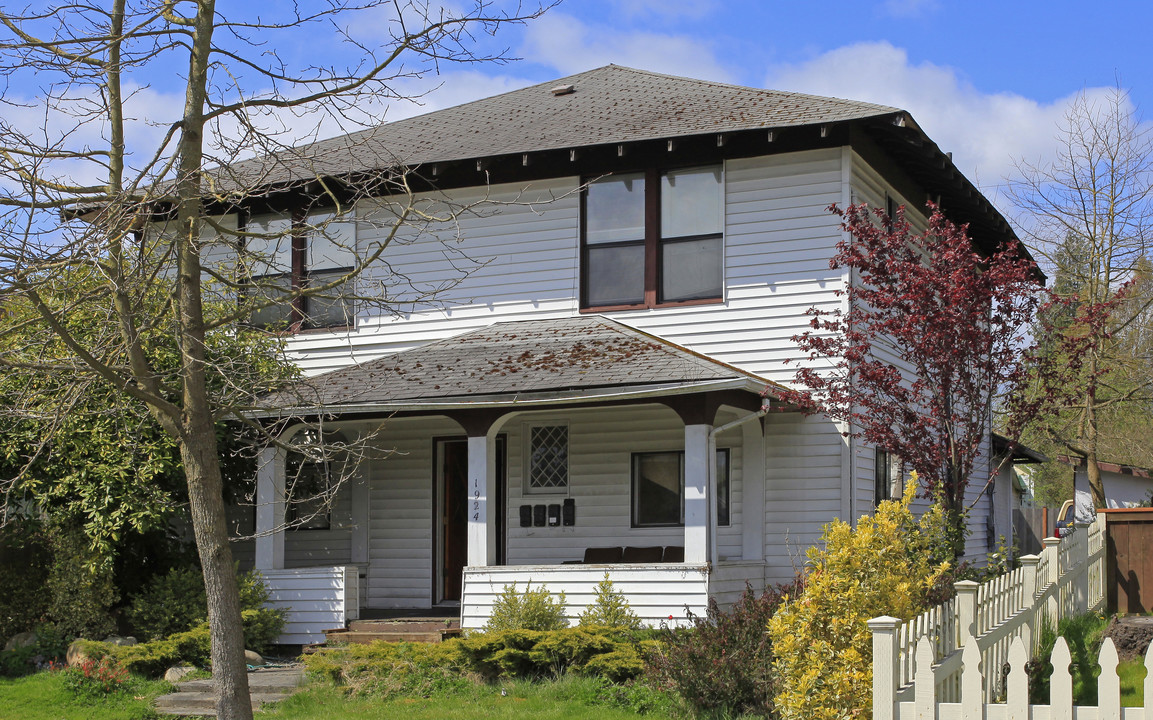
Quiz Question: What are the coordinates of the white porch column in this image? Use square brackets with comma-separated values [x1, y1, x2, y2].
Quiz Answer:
[684, 423, 711, 564]
[349, 465, 370, 565]
[255, 445, 286, 570]
[466, 433, 498, 567]
[741, 418, 766, 562]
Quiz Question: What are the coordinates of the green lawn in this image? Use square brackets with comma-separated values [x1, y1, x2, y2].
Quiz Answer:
[0, 671, 677, 720]
[0, 670, 170, 720]
[260, 676, 678, 720]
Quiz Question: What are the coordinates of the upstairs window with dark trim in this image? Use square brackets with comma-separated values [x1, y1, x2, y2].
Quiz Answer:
[245, 211, 356, 330]
[582, 165, 723, 309]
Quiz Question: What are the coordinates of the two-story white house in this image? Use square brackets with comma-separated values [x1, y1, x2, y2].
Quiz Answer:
[202, 65, 1025, 643]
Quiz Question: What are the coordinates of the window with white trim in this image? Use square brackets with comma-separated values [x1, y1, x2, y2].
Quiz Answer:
[526, 424, 568, 492]
[631, 449, 730, 528]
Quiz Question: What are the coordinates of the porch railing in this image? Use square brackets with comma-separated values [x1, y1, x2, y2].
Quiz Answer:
[461, 562, 711, 629]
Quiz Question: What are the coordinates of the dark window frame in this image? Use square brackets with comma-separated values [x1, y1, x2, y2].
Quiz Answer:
[630, 448, 731, 528]
[244, 209, 355, 331]
[874, 448, 903, 508]
[580, 165, 724, 311]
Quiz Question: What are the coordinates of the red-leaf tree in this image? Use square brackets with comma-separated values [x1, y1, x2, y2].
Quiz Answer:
[781, 203, 1047, 559]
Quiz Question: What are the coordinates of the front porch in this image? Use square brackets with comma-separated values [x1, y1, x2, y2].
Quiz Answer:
[248, 317, 790, 643]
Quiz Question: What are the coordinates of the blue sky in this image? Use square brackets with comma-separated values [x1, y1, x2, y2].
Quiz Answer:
[393, 0, 1151, 207]
[6, 0, 1150, 218]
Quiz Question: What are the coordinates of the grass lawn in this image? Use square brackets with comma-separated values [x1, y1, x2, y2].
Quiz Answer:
[260, 675, 679, 720]
[1036, 612, 1147, 708]
[0, 670, 170, 720]
[0, 671, 678, 720]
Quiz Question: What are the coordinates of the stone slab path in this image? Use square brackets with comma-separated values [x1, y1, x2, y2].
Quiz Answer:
[155, 666, 305, 717]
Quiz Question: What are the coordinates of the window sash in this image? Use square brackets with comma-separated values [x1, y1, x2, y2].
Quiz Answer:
[631, 449, 731, 528]
[582, 165, 723, 309]
[527, 425, 569, 492]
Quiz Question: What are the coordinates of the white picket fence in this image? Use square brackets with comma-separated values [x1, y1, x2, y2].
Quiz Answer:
[895, 634, 1152, 719]
[870, 517, 1106, 719]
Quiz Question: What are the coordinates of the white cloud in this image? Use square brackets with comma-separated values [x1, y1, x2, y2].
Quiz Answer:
[763, 42, 1106, 200]
[520, 11, 733, 82]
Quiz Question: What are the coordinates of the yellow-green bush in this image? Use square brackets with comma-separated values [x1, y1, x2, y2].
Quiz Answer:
[768, 479, 950, 720]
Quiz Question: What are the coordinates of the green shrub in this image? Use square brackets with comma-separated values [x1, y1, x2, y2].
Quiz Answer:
[456, 626, 651, 681]
[646, 584, 783, 717]
[78, 624, 212, 677]
[1027, 612, 1108, 704]
[124, 565, 284, 650]
[0, 523, 51, 645]
[125, 565, 205, 640]
[578, 575, 642, 630]
[768, 480, 950, 720]
[484, 582, 568, 632]
[0, 622, 72, 677]
[44, 524, 118, 641]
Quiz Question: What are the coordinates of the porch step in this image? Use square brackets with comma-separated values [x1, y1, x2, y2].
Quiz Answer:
[154, 666, 305, 717]
[324, 617, 462, 646]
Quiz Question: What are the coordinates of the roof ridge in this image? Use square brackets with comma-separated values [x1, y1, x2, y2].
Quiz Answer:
[596, 64, 899, 113]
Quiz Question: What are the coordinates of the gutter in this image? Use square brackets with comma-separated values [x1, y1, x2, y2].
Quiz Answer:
[249, 376, 776, 420]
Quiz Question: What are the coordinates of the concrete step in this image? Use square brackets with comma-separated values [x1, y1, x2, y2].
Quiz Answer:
[154, 666, 305, 717]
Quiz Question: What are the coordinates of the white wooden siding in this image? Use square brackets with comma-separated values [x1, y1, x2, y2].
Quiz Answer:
[711, 560, 768, 608]
[364, 415, 460, 609]
[763, 412, 846, 586]
[503, 404, 746, 565]
[460, 564, 710, 628]
[283, 149, 846, 382]
[851, 151, 998, 564]
[260, 565, 359, 644]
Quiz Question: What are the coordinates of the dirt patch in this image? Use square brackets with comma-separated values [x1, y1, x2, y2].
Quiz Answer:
[1103, 615, 1153, 662]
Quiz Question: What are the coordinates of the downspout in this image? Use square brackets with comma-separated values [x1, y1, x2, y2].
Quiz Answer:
[706, 397, 771, 566]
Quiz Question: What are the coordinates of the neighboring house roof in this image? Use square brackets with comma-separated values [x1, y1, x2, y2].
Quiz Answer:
[261, 316, 780, 415]
[1058, 455, 1153, 479]
[991, 432, 1048, 464]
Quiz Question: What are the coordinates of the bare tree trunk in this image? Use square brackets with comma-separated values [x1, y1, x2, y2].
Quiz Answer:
[181, 430, 252, 720]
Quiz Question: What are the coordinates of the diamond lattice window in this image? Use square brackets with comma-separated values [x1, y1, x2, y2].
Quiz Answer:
[529, 425, 568, 490]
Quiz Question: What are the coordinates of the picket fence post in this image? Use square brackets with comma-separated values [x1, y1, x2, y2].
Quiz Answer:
[869, 616, 902, 720]
[954, 580, 979, 648]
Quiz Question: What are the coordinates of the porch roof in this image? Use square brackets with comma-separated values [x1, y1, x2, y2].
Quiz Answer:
[260, 316, 782, 416]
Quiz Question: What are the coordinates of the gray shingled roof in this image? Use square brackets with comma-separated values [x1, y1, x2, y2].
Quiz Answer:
[265, 316, 775, 411]
[219, 65, 899, 190]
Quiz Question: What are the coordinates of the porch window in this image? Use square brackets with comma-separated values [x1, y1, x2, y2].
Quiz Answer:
[527, 424, 568, 492]
[582, 165, 723, 309]
[244, 210, 356, 330]
[631, 449, 730, 528]
[285, 430, 347, 531]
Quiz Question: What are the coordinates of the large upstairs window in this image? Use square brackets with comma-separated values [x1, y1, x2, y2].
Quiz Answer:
[582, 165, 723, 309]
[244, 211, 356, 329]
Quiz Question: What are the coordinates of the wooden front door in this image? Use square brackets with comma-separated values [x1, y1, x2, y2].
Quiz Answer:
[436, 437, 506, 604]
[439, 439, 469, 602]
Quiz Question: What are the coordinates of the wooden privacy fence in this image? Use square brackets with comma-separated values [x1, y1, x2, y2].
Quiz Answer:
[892, 634, 1152, 719]
[870, 516, 1106, 719]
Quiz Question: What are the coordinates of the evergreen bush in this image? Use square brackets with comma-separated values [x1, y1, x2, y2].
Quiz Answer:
[484, 582, 568, 632]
